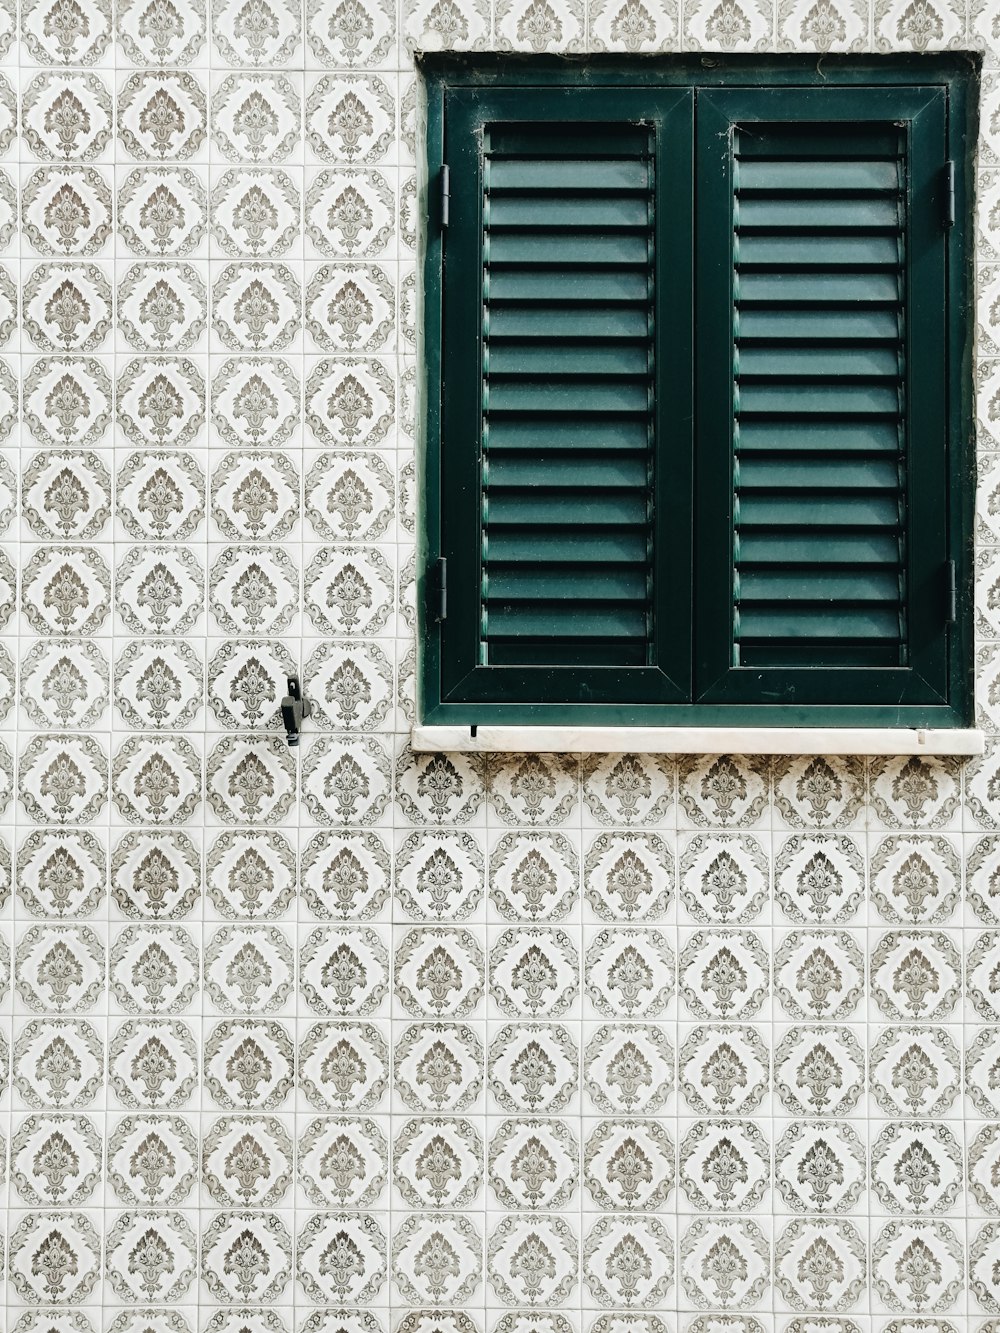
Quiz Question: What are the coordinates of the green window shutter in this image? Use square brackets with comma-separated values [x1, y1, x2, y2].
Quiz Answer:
[481, 122, 656, 669]
[733, 122, 908, 668]
[421, 61, 973, 729]
[436, 86, 693, 717]
[696, 86, 954, 709]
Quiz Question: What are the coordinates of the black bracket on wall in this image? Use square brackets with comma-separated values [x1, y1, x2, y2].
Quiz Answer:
[281, 676, 311, 746]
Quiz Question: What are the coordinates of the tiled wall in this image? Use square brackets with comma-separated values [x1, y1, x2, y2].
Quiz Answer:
[0, 0, 998, 1330]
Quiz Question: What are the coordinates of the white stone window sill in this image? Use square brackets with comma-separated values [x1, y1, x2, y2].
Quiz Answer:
[411, 725, 986, 756]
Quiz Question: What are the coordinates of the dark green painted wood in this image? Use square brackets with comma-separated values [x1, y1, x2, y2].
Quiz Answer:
[482, 120, 658, 666]
[695, 84, 952, 708]
[437, 84, 693, 708]
[420, 56, 977, 728]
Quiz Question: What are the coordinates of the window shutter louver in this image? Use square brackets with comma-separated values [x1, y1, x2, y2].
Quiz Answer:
[480, 124, 657, 668]
[732, 124, 909, 669]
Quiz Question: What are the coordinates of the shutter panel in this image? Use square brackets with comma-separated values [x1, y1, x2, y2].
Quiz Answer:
[732, 123, 908, 668]
[480, 123, 656, 668]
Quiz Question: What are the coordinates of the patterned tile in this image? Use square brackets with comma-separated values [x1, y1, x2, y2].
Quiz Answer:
[0, 6, 991, 1330]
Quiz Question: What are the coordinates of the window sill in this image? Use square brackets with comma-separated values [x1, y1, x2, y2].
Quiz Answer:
[411, 725, 986, 756]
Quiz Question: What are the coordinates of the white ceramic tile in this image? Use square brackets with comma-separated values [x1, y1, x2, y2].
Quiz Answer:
[0, 10, 992, 1332]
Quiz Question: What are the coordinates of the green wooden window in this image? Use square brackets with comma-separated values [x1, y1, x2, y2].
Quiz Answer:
[421, 57, 976, 729]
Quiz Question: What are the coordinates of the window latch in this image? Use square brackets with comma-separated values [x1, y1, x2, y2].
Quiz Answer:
[440, 165, 450, 228]
[944, 559, 957, 624]
[432, 557, 448, 622]
[942, 160, 955, 229]
[280, 675, 311, 747]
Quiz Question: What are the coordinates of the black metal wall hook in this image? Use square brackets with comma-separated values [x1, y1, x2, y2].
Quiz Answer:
[281, 675, 311, 746]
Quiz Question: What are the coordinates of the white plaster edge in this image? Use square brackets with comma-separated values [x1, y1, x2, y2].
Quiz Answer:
[411, 725, 987, 755]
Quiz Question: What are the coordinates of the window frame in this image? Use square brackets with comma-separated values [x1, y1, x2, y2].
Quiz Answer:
[418, 53, 978, 732]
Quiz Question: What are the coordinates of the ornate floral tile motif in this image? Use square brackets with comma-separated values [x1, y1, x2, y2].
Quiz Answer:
[0, 3, 996, 1331]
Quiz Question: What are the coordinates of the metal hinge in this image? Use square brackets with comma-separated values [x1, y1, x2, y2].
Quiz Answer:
[945, 558, 957, 624]
[440, 165, 450, 228]
[432, 557, 448, 621]
[942, 160, 955, 229]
